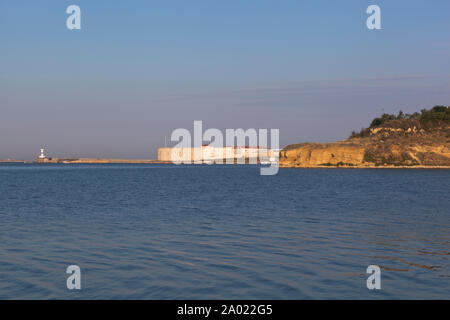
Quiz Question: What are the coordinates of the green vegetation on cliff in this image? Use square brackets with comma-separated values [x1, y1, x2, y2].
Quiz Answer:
[350, 105, 450, 139]
[349, 105, 450, 167]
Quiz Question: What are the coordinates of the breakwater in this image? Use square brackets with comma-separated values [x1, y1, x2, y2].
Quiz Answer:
[36, 158, 170, 164]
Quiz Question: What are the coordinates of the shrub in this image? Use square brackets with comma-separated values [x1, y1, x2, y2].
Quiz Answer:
[349, 105, 449, 139]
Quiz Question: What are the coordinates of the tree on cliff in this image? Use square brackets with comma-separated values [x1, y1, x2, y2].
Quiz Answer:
[350, 105, 450, 138]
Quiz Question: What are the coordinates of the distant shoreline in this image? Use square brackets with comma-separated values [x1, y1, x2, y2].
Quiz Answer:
[0, 160, 28, 163]
[3, 158, 450, 169]
[14, 161, 450, 169]
[35, 158, 171, 164]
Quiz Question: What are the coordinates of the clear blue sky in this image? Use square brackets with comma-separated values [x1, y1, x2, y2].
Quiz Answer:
[1, 0, 449, 159]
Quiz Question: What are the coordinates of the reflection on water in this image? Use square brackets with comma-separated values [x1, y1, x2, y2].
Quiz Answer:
[0, 164, 449, 299]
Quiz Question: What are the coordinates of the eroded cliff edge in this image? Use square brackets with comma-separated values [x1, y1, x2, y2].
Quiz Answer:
[280, 106, 450, 168]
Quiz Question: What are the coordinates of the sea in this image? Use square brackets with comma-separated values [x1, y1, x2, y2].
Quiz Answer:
[0, 163, 449, 299]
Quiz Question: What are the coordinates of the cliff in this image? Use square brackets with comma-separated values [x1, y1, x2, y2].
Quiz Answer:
[280, 142, 366, 167]
[280, 106, 450, 168]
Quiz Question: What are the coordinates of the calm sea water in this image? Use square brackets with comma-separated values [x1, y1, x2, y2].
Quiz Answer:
[0, 164, 449, 299]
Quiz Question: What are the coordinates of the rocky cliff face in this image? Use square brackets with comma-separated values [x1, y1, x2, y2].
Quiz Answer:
[280, 125, 450, 168]
[280, 142, 365, 167]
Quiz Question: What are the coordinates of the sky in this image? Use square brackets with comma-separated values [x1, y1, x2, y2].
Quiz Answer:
[1, 0, 449, 160]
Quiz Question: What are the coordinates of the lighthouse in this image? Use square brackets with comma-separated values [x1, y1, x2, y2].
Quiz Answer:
[39, 147, 46, 159]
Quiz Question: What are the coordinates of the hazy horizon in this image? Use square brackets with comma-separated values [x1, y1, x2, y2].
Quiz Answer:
[1, 0, 450, 160]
